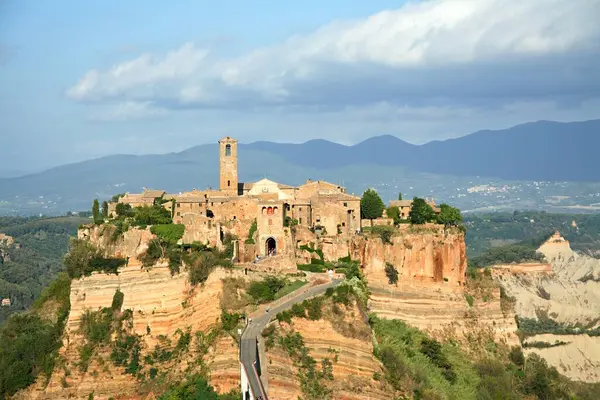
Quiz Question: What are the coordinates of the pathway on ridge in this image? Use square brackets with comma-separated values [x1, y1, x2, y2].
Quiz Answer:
[240, 278, 344, 400]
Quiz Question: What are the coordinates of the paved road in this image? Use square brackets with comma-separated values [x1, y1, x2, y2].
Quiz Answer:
[240, 278, 344, 400]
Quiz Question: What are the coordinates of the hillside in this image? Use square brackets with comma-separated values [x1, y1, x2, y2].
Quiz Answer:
[0, 216, 89, 325]
[1, 119, 599, 215]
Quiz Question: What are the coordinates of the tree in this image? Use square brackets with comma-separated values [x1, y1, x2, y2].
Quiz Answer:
[437, 204, 463, 228]
[386, 206, 401, 225]
[398, 192, 403, 201]
[409, 197, 436, 225]
[360, 189, 385, 223]
[101, 201, 109, 220]
[92, 199, 100, 224]
[115, 203, 134, 218]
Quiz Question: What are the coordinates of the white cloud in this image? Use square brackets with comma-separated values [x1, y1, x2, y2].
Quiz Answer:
[89, 101, 168, 121]
[67, 0, 600, 112]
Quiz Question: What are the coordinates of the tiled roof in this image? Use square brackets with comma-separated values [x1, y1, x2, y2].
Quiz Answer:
[389, 200, 413, 208]
[142, 189, 166, 199]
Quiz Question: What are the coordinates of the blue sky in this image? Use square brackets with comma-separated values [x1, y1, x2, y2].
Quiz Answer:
[1, 0, 600, 175]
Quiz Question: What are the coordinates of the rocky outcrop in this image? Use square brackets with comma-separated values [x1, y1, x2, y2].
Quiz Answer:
[21, 260, 242, 399]
[266, 302, 391, 400]
[78, 225, 154, 258]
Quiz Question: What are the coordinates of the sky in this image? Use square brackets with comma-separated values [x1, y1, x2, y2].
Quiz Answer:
[1, 0, 600, 175]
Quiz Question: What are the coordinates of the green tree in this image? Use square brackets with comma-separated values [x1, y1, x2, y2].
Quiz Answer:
[398, 192, 403, 200]
[409, 197, 436, 225]
[101, 201, 109, 220]
[360, 189, 385, 223]
[115, 203, 134, 218]
[92, 199, 100, 224]
[437, 204, 462, 228]
[386, 206, 401, 225]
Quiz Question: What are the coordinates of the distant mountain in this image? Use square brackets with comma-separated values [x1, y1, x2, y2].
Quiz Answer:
[1, 119, 598, 214]
[245, 119, 600, 181]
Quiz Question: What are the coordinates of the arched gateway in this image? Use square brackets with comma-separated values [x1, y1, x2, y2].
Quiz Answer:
[266, 237, 276, 256]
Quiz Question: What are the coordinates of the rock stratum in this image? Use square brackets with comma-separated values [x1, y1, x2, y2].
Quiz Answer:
[16, 224, 528, 399]
[496, 232, 600, 382]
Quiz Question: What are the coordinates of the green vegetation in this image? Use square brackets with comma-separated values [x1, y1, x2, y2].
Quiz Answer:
[0, 272, 71, 397]
[157, 375, 240, 400]
[132, 205, 172, 226]
[92, 199, 101, 224]
[469, 243, 545, 268]
[150, 224, 185, 244]
[245, 219, 257, 244]
[437, 203, 463, 228]
[279, 331, 333, 400]
[384, 262, 398, 284]
[371, 316, 600, 400]
[385, 205, 401, 225]
[64, 238, 127, 279]
[409, 197, 436, 224]
[398, 192, 403, 200]
[371, 224, 394, 244]
[517, 309, 600, 338]
[274, 280, 306, 300]
[247, 276, 286, 303]
[0, 215, 87, 325]
[464, 211, 600, 259]
[360, 188, 385, 221]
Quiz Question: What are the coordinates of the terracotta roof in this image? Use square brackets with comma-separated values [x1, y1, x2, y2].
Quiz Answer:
[277, 183, 295, 190]
[142, 189, 166, 199]
[319, 193, 360, 201]
[389, 200, 413, 208]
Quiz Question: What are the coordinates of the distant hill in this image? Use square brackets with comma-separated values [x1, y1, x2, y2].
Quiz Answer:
[0, 119, 598, 214]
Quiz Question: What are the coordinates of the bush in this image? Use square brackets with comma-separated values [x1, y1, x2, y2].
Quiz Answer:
[80, 308, 113, 344]
[111, 289, 124, 311]
[115, 203, 134, 218]
[247, 276, 286, 303]
[297, 264, 326, 273]
[150, 224, 185, 244]
[385, 263, 399, 284]
[465, 294, 474, 307]
[245, 219, 257, 244]
[221, 310, 241, 331]
[64, 238, 126, 278]
[372, 225, 395, 244]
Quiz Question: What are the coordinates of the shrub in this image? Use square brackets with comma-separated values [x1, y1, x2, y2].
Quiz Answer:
[80, 308, 113, 344]
[465, 294, 474, 307]
[372, 225, 394, 244]
[64, 238, 126, 278]
[385, 263, 399, 284]
[221, 310, 241, 331]
[245, 219, 257, 244]
[297, 264, 326, 273]
[111, 289, 124, 311]
[115, 203, 134, 218]
[247, 276, 286, 303]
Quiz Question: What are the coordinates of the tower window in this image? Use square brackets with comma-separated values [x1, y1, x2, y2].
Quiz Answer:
[225, 144, 231, 156]
[228, 180, 231, 187]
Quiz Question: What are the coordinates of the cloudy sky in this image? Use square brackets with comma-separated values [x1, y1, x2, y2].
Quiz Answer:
[1, 0, 599, 175]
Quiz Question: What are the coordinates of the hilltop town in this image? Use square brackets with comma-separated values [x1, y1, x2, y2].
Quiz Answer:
[107, 137, 442, 265]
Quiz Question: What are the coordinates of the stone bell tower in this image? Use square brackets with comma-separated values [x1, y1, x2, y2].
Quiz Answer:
[219, 136, 238, 195]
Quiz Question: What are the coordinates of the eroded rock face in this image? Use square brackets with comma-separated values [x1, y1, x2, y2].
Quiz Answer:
[21, 226, 241, 399]
[78, 225, 154, 258]
[266, 303, 391, 400]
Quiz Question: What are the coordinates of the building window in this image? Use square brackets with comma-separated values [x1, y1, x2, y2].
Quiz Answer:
[299, 218, 302, 224]
[268, 219, 272, 225]
[316, 216, 321, 223]
[177, 203, 180, 208]
[177, 212, 180, 216]
[342, 222, 345, 227]
[343, 202, 347, 207]
[225, 144, 231, 156]
[267, 207, 274, 216]
[228, 180, 231, 187]
[233, 216, 236, 220]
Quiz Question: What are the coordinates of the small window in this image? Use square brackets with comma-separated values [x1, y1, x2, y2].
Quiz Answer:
[225, 144, 231, 156]
[299, 218, 302, 224]
[177, 212, 180, 216]
[233, 216, 236, 220]
[342, 222, 345, 227]
[316, 216, 321, 223]
[228, 180, 231, 187]
[177, 203, 180, 208]
[268, 219, 272, 225]
[343, 202, 347, 207]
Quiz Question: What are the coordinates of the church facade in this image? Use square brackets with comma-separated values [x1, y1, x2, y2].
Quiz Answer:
[111, 137, 361, 259]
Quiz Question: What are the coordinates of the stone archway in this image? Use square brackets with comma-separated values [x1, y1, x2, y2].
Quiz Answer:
[266, 237, 276, 256]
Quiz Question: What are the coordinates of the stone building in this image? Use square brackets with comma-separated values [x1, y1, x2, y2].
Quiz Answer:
[389, 198, 441, 219]
[111, 136, 361, 258]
